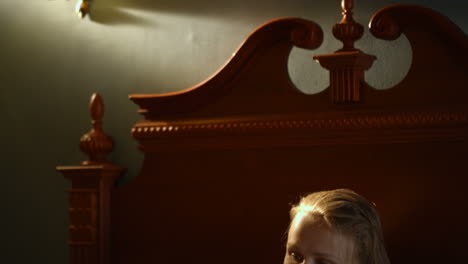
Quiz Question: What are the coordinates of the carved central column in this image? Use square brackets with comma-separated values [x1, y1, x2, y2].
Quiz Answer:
[314, 0, 376, 104]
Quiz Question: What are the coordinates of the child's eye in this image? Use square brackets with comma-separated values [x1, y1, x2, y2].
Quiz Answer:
[289, 251, 304, 263]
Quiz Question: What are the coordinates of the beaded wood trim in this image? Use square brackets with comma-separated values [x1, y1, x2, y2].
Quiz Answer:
[132, 111, 468, 138]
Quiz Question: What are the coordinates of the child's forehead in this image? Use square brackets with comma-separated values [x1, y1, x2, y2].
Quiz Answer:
[288, 214, 357, 264]
[291, 211, 327, 229]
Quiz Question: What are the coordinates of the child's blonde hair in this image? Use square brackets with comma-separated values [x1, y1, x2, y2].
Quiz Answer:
[290, 189, 390, 264]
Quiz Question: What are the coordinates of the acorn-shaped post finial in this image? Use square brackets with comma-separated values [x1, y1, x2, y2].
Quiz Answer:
[79, 93, 114, 165]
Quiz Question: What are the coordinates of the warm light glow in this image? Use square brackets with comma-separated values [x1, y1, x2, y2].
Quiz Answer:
[291, 205, 322, 230]
[75, 0, 82, 16]
[297, 204, 322, 214]
[75, 0, 90, 19]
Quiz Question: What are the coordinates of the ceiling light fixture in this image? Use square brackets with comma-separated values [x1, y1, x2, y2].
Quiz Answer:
[76, 0, 91, 19]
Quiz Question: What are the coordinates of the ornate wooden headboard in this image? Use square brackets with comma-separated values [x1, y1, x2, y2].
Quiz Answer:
[58, 2, 468, 264]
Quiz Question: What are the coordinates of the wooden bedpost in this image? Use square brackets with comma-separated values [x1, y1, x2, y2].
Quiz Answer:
[57, 93, 125, 264]
[314, 0, 376, 103]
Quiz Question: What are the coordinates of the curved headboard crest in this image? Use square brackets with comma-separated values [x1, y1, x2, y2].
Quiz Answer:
[130, 4, 467, 120]
[366, 5, 468, 106]
[130, 17, 324, 119]
[129, 3, 468, 151]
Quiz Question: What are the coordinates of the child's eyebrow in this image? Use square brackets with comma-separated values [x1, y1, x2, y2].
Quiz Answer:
[285, 243, 300, 251]
[313, 252, 337, 260]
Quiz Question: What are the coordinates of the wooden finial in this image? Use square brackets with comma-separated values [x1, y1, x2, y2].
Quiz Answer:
[79, 93, 114, 165]
[90, 93, 104, 130]
[341, 0, 354, 21]
[313, 0, 376, 104]
[333, 0, 364, 51]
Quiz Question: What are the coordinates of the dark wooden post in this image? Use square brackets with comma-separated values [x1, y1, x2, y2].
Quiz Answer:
[57, 93, 125, 264]
[314, 0, 376, 103]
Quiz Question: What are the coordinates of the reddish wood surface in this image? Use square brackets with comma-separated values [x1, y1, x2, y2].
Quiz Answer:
[59, 3, 468, 264]
[121, 4, 468, 264]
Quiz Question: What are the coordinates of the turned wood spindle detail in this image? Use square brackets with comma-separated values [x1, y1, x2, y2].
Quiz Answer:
[333, 0, 364, 51]
[314, 0, 376, 104]
[80, 93, 114, 166]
